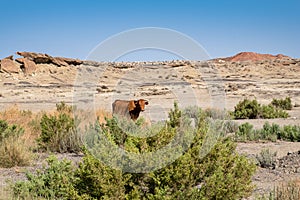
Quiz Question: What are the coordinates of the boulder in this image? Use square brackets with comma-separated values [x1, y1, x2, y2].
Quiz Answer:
[16, 57, 37, 74]
[0, 56, 20, 73]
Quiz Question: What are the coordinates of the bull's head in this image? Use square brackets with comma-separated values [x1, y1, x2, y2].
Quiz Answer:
[128, 99, 149, 112]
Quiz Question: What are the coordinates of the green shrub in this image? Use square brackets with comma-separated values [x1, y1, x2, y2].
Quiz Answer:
[158, 137, 256, 199]
[235, 122, 256, 141]
[82, 130, 256, 199]
[37, 102, 82, 153]
[235, 122, 300, 142]
[0, 119, 9, 140]
[256, 148, 277, 168]
[232, 99, 289, 119]
[12, 155, 81, 199]
[271, 97, 293, 110]
[259, 105, 276, 119]
[167, 101, 181, 128]
[279, 125, 300, 142]
[12, 104, 257, 199]
[259, 105, 289, 119]
[233, 99, 260, 119]
[0, 119, 32, 168]
[0, 120, 23, 142]
[74, 150, 126, 199]
[259, 122, 279, 142]
[222, 120, 239, 134]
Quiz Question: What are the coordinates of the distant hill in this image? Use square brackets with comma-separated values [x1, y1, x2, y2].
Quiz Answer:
[217, 52, 291, 62]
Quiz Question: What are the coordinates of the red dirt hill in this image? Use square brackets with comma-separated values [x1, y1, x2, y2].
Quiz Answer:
[221, 52, 291, 62]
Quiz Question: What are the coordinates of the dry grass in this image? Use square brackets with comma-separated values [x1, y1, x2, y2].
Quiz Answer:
[0, 136, 33, 168]
[70, 108, 111, 133]
[0, 105, 33, 124]
[0, 106, 36, 167]
[260, 178, 300, 199]
[0, 105, 42, 148]
[96, 108, 112, 124]
[274, 178, 300, 200]
[0, 105, 112, 166]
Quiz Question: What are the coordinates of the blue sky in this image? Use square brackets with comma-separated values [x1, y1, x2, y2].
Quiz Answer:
[1, 0, 299, 61]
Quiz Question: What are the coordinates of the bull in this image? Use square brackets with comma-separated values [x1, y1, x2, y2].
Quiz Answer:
[112, 99, 149, 121]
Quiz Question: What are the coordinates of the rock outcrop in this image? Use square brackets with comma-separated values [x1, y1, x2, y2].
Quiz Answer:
[0, 56, 20, 73]
[16, 57, 37, 75]
[16, 51, 83, 66]
[0, 52, 83, 75]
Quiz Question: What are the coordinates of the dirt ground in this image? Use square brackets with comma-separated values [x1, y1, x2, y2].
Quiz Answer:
[0, 58, 300, 198]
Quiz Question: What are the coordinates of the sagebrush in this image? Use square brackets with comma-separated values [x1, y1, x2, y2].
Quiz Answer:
[255, 148, 277, 168]
[37, 102, 82, 153]
[271, 97, 293, 110]
[235, 122, 300, 142]
[12, 103, 256, 199]
[232, 98, 290, 119]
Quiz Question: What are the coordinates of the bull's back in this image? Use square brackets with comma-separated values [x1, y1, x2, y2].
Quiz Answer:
[112, 100, 130, 117]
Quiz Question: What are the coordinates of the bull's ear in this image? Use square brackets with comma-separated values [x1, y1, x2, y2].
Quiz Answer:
[138, 99, 148, 105]
[128, 100, 136, 111]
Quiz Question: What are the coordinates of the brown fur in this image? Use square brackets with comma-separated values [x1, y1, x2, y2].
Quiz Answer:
[112, 99, 148, 121]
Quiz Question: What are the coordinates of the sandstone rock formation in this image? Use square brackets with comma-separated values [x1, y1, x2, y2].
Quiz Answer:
[16, 57, 37, 75]
[0, 55, 20, 73]
[0, 52, 83, 75]
[16, 51, 83, 66]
